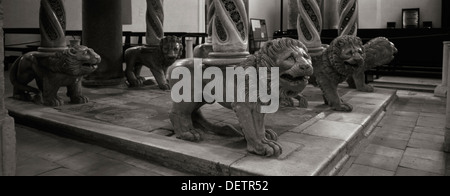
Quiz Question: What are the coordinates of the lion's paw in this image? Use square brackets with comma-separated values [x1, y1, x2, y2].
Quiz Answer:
[32, 94, 43, 104]
[70, 95, 89, 104]
[176, 128, 203, 142]
[128, 77, 146, 87]
[249, 139, 283, 157]
[158, 83, 171, 91]
[265, 129, 278, 141]
[333, 102, 353, 112]
[280, 97, 294, 107]
[296, 95, 309, 108]
[44, 97, 64, 107]
[357, 85, 374, 92]
[13, 93, 32, 101]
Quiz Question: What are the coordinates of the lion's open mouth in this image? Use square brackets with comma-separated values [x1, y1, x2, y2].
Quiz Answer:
[82, 63, 98, 70]
[281, 74, 310, 84]
[344, 61, 360, 68]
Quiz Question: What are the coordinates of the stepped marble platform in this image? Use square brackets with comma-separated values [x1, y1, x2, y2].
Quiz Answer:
[6, 84, 397, 176]
[370, 76, 441, 93]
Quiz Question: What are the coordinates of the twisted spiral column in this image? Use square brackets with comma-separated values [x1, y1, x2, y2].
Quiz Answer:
[146, 0, 164, 46]
[39, 0, 67, 51]
[297, 0, 323, 52]
[288, 0, 299, 30]
[206, 0, 215, 43]
[338, 0, 358, 36]
[211, 0, 249, 53]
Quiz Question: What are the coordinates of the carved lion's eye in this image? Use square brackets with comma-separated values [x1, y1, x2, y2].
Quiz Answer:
[287, 55, 296, 62]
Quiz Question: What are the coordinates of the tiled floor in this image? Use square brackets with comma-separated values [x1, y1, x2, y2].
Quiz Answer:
[14, 90, 450, 176]
[15, 124, 191, 176]
[339, 90, 449, 176]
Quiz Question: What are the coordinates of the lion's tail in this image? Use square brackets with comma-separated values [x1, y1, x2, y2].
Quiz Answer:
[9, 56, 40, 94]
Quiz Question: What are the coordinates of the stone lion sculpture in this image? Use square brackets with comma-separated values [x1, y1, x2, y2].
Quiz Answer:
[125, 36, 183, 90]
[9, 45, 101, 107]
[168, 38, 314, 157]
[346, 37, 398, 92]
[314, 35, 365, 112]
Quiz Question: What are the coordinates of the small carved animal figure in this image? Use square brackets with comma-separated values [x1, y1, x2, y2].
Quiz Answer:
[9, 45, 101, 107]
[314, 35, 365, 112]
[168, 38, 314, 157]
[346, 37, 398, 92]
[125, 36, 183, 90]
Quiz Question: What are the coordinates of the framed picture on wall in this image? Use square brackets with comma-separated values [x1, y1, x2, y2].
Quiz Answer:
[402, 8, 420, 28]
[250, 18, 269, 42]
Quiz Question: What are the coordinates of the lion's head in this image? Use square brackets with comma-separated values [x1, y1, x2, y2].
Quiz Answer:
[53, 45, 101, 77]
[161, 36, 183, 63]
[363, 37, 398, 70]
[258, 38, 314, 97]
[328, 35, 365, 76]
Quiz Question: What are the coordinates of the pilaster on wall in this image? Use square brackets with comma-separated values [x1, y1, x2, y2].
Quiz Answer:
[0, 0, 17, 176]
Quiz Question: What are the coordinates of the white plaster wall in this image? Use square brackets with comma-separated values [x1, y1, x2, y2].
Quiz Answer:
[123, 0, 204, 32]
[359, 0, 442, 29]
[3, 0, 204, 32]
[281, 0, 442, 30]
[248, 0, 282, 39]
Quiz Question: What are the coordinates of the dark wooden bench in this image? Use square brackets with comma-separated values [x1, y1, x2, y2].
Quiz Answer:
[123, 31, 208, 58]
[3, 28, 83, 68]
[4, 28, 208, 64]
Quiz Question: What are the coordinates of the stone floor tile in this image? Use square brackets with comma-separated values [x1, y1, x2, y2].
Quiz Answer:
[349, 139, 371, 157]
[421, 104, 446, 114]
[38, 168, 84, 176]
[413, 126, 445, 136]
[17, 157, 62, 176]
[99, 150, 191, 176]
[337, 157, 356, 176]
[374, 130, 411, 141]
[364, 144, 404, 158]
[392, 104, 423, 113]
[354, 153, 401, 171]
[392, 111, 420, 118]
[411, 132, 445, 143]
[408, 139, 444, 151]
[395, 167, 441, 176]
[399, 155, 445, 175]
[377, 125, 414, 134]
[404, 148, 445, 162]
[302, 120, 362, 141]
[344, 164, 395, 176]
[419, 113, 446, 119]
[369, 136, 409, 150]
[417, 116, 446, 129]
[382, 115, 418, 123]
[378, 118, 416, 128]
[57, 152, 161, 176]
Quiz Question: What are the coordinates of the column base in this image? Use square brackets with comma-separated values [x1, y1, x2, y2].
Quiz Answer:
[0, 115, 16, 176]
[434, 85, 447, 98]
[193, 43, 213, 58]
[38, 47, 68, 52]
[82, 77, 126, 87]
[203, 52, 250, 67]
